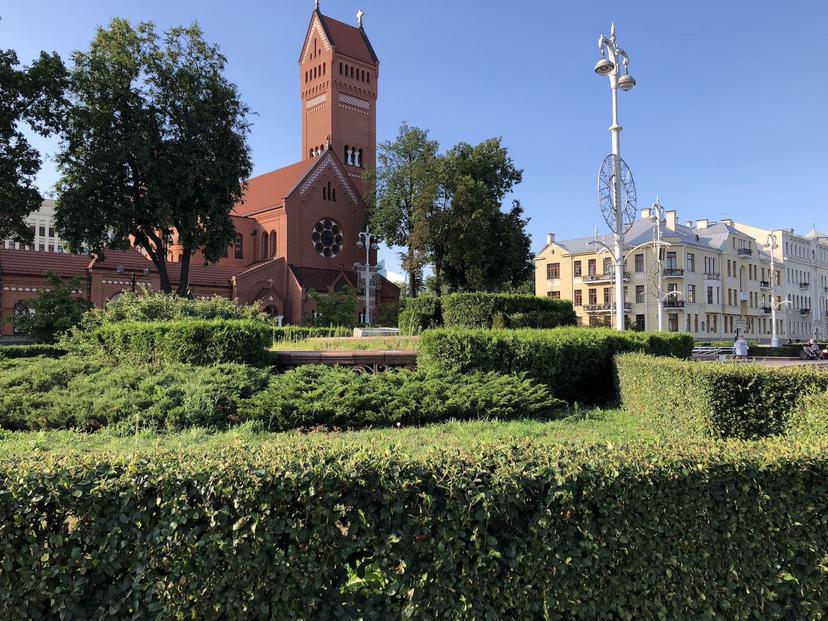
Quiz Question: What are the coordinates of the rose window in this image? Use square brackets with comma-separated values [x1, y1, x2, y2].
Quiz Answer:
[312, 218, 343, 258]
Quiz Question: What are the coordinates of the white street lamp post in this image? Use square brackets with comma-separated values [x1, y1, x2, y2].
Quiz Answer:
[355, 228, 379, 326]
[595, 23, 636, 331]
[765, 233, 781, 347]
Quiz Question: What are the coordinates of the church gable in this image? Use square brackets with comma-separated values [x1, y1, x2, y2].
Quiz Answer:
[299, 12, 331, 64]
[296, 151, 360, 205]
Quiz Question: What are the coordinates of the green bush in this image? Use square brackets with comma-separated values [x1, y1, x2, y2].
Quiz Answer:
[398, 295, 442, 334]
[616, 353, 828, 439]
[493, 310, 572, 329]
[789, 390, 828, 438]
[93, 290, 267, 323]
[419, 327, 693, 403]
[272, 325, 353, 343]
[441, 292, 577, 328]
[3, 439, 828, 619]
[85, 319, 273, 366]
[0, 344, 67, 360]
[241, 366, 563, 431]
[0, 357, 269, 432]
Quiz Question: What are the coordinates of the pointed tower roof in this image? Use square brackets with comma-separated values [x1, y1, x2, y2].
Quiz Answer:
[300, 7, 378, 64]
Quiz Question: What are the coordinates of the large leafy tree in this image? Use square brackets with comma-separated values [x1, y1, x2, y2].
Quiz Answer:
[0, 48, 67, 243]
[11, 272, 90, 343]
[433, 138, 532, 293]
[364, 123, 440, 297]
[55, 19, 251, 294]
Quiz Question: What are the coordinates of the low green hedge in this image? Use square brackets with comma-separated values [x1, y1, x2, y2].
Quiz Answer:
[0, 344, 67, 359]
[272, 326, 353, 342]
[3, 439, 828, 619]
[398, 295, 441, 335]
[419, 327, 693, 403]
[441, 292, 577, 329]
[617, 353, 828, 439]
[789, 390, 828, 437]
[241, 365, 563, 431]
[0, 357, 269, 432]
[86, 319, 273, 366]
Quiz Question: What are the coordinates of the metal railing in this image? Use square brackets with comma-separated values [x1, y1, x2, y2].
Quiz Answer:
[584, 271, 631, 283]
[663, 268, 685, 277]
[704, 272, 721, 280]
[759, 280, 770, 289]
[737, 248, 753, 256]
[664, 299, 685, 308]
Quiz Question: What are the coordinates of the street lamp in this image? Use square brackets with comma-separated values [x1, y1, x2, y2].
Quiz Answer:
[355, 227, 379, 326]
[595, 22, 637, 331]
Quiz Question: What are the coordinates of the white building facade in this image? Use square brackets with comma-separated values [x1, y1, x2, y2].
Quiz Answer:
[3, 200, 71, 254]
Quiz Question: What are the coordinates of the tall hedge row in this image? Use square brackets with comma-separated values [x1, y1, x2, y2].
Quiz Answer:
[419, 327, 693, 403]
[87, 319, 273, 366]
[397, 295, 442, 335]
[441, 292, 577, 329]
[2, 439, 828, 619]
[616, 353, 828, 439]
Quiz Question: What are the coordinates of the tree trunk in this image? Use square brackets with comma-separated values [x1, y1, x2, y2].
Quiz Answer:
[177, 250, 191, 296]
[433, 260, 443, 297]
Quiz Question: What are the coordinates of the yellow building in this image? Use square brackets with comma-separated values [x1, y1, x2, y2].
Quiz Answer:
[535, 209, 783, 341]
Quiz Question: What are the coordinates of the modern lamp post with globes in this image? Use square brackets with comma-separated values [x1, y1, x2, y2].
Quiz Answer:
[594, 23, 637, 331]
[354, 228, 379, 326]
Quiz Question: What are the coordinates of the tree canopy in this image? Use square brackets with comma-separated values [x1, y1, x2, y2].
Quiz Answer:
[11, 272, 90, 343]
[55, 19, 251, 294]
[0, 48, 67, 243]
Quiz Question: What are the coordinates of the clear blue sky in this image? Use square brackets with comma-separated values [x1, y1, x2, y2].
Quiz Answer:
[4, 0, 827, 274]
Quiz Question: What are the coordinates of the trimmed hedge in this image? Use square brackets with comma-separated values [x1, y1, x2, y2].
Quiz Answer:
[0, 357, 269, 432]
[0, 344, 67, 359]
[441, 292, 577, 329]
[617, 353, 828, 439]
[241, 365, 563, 431]
[419, 327, 693, 403]
[3, 439, 828, 619]
[272, 326, 353, 342]
[789, 390, 828, 437]
[398, 295, 441, 335]
[86, 319, 273, 366]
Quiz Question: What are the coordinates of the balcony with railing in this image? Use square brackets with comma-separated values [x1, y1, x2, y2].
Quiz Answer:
[584, 303, 632, 313]
[704, 272, 721, 280]
[663, 299, 685, 308]
[800, 281, 810, 289]
[801, 308, 811, 316]
[584, 271, 631, 284]
[761, 306, 772, 315]
[759, 280, 771, 290]
[737, 248, 753, 256]
[663, 267, 685, 278]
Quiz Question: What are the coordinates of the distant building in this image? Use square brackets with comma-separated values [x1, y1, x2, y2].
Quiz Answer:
[378, 260, 406, 287]
[3, 199, 71, 254]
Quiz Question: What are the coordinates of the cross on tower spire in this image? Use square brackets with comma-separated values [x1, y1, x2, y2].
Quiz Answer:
[314, 0, 320, 11]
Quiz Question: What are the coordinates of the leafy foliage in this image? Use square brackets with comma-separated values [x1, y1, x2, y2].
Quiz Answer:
[272, 326, 353, 342]
[304, 286, 358, 328]
[0, 48, 67, 242]
[82, 319, 272, 366]
[3, 438, 828, 618]
[0, 344, 67, 360]
[419, 327, 693, 403]
[0, 357, 268, 432]
[617, 353, 828, 439]
[441, 292, 577, 329]
[55, 19, 251, 294]
[397, 295, 441, 334]
[241, 366, 562, 431]
[10, 272, 90, 343]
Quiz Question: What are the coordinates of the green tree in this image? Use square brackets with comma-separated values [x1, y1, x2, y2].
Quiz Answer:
[304, 286, 358, 328]
[0, 48, 67, 243]
[435, 138, 532, 292]
[364, 123, 440, 298]
[11, 272, 90, 343]
[55, 19, 251, 295]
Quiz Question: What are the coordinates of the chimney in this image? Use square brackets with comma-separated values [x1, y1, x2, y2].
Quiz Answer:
[546, 233, 555, 245]
[686, 221, 694, 228]
[640, 207, 652, 220]
[696, 219, 710, 229]
[665, 210, 678, 231]
[721, 218, 734, 227]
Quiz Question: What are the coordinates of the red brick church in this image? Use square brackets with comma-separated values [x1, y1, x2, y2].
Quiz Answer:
[0, 4, 399, 336]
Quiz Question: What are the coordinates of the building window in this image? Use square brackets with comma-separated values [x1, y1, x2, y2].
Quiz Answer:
[548, 291, 561, 299]
[668, 313, 679, 333]
[39, 226, 46, 237]
[270, 231, 277, 258]
[588, 288, 597, 305]
[688, 284, 696, 304]
[262, 234, 269, 259]
[574, 290, 582, 306]
[635, 285, 645, 304]
[12, 301, 31, 334]
[602, 257, 612, 275]
[635, 314, 645, 331]
[547, 263, 560, 279]
[234, 233, 243, 259]
[573, 261, 582, 277]
[687, 253, 695, 272]
[588, 259, 597, 276]
[312, 218, 343, 258]
[707, 286, 714, 304]
[634, 253, 644, 273]
[603, 288, 611, 305]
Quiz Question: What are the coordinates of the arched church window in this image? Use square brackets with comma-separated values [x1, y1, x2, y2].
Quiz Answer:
[323, 63, 326, 75]
[12, 300, 31, 334]
[332, 187, 336, 202]
[262, 234, 269, 259]
[350, 66, 355, 78]
[367, 72, 370, 84]
[270, 231, 277, 257]
[339, 62, 343, 74]
[309, 148, 314, 158]
[234, 233, 243, 259]
[311, 218, 343, 258]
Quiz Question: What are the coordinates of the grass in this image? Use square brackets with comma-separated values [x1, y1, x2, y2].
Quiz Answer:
[0, 408, 651, 458]
[269, 336, 420, 352]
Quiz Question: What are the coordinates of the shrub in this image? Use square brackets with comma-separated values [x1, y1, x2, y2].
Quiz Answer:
[93, 290, 267, 323]
[419, 327, 693, 403]
[398, 295, 441, 334]
[3, 439, 828, 619]
[0, 357, 269, 431]
[10, 272, 90, 343]
[304, 287, 358, 328]
[241, 366, 563, 431]
[272, 326, 353, 343]
[0, 344, 67, 360]
[789, 390, 828, 438]
[441, 292, 577, 329]
[85, 319, 272, 366]
[493, 310, 572, 329]
[616, 353, 828, 439]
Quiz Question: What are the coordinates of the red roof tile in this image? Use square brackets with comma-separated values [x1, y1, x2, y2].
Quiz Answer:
[290, 265, 357, 291]
[233, 160, 315, 216]
[91, 248, 157, 272]
[318, 13, 378, 64]
[0, 249, 92, 278]
[168, 262, 239, 288]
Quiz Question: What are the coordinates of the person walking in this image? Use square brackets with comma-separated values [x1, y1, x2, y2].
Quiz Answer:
[734, 334, 749, 361]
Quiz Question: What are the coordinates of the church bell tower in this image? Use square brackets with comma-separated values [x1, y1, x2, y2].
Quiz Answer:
[299, 3, 379, 195]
